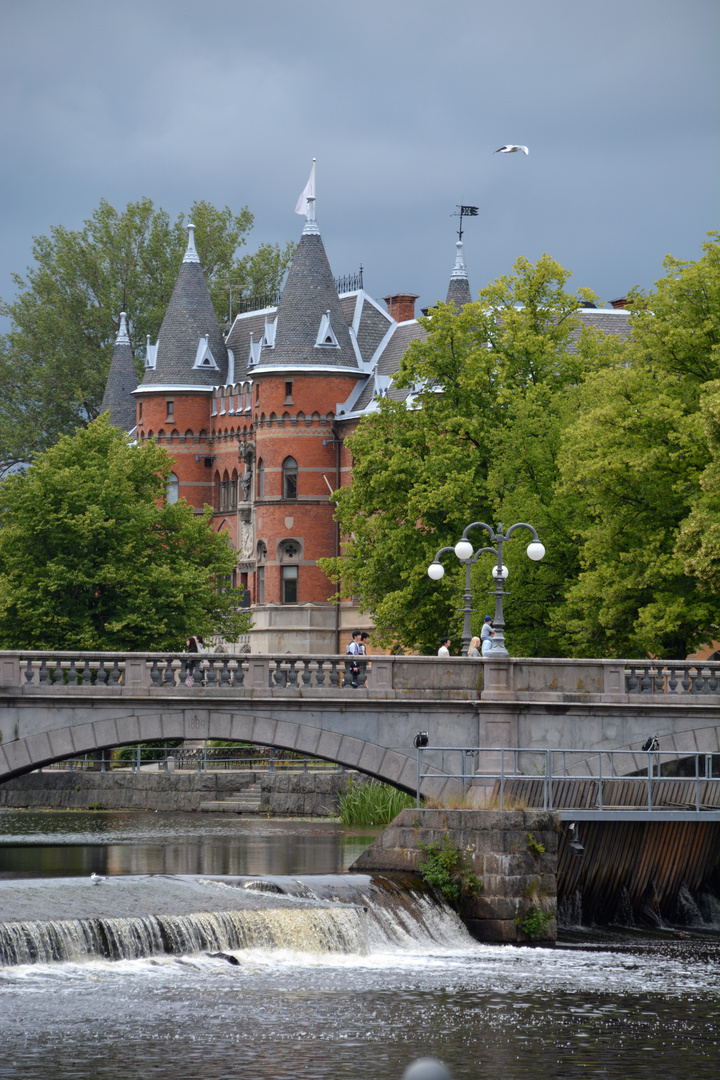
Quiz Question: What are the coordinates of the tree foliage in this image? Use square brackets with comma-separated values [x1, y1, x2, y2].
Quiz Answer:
[556, 233, 720, 659]
[0, 197, 296, 473]
[321, 254, 600, 654]
[323, 234, 720, 659]
[0, 414, 251, 650]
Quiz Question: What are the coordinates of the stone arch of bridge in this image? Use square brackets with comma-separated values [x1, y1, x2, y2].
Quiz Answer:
[1, 706, 458, 798]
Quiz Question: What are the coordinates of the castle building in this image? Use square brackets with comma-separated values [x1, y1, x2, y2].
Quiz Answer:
[101, 191, 629, 654]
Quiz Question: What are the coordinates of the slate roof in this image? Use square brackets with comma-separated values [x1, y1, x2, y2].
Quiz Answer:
[253, 229, 358, 371]
[353, 295, 395, 360]
[225, 309, 276, 382]
[140, 243, 228, 388]
[350, 321, 428, 412]
[100, 313, 138, 431]
[576, 308, 632, 338]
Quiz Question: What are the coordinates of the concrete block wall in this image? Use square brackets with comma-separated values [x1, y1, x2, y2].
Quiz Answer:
[260, 771, 361, 816]
[351, 807, 559, 944]
[0, 770, 258, 812]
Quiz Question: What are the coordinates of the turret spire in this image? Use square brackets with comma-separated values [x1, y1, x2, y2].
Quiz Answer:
[101, 311, 138, 431]
[183, 223, 200, 264]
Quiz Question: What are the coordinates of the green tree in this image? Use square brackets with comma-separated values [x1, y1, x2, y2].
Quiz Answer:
[555, 233, 720, 658]
[321, 254, 600, 653]
[0, 197, 295, 473]
[0, 414, 250, 649]
[678, 380, 720, 597]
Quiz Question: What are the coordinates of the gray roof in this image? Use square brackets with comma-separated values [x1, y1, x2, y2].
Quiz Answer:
[140, 258, 227, 388]
[100, 314, 138, 431]
[446, 274, 472, 308]
[351, 321, 428, 412]
[226, 309, 276, 382]
[353, 295, 395, 361]
[256, 230, 358, 370]
[576, 308, 631, 337]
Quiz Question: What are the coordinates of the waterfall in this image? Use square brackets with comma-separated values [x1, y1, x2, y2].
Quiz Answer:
[0, 906, 367, 967]
[0, 872, 470, 967]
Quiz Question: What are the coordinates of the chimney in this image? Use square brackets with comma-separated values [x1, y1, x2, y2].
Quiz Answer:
[610, 297, 629, 310]
[383, 294, 419, 322]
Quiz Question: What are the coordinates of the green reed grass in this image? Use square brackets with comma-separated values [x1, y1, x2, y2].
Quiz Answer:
[338, 777, 416, 825]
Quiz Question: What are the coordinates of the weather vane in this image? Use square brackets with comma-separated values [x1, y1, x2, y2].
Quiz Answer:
[452, 204, 479, 242]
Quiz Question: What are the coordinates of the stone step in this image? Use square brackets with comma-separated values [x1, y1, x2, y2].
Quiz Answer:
[199, 785, 262, 813]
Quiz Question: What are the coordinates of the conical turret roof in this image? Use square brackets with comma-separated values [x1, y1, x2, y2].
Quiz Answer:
[141, 225, 227, 388]
[446, 240, 472, 309]
[100, 312, 138, 431]
[254, 217, 358, 372]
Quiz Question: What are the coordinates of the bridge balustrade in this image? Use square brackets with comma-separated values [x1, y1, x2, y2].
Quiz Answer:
[625, 662, 720, 695]
[4, 651, 720, 703]
[1, 652, 477, 697]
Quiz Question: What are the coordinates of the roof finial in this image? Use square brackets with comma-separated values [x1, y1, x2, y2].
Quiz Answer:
[184, 222, 200, 264]
[450, 240, 467, 281]
[116, 311, 130, 344]
[295, 159, 319, 235]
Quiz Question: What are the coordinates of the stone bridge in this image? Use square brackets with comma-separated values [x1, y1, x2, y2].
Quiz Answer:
[0, 652, 719, 794]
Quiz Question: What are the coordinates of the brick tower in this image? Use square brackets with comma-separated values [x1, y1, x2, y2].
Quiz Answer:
[235, 194, 362, 651]
[134, 225, 239, 549]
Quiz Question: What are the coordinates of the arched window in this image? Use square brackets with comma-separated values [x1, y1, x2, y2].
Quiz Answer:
[214, 470, 221, 510]
[220, 470, 230, 511]
[282, 456, 298, 499]
[257, 459, 264, 499]
[230, 469, 238, 509]
[166, 472, 179, 504]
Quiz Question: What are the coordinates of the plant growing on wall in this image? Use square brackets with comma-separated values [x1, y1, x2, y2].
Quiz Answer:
[518, 906, 553, 939]
[418, 834, 482, 910]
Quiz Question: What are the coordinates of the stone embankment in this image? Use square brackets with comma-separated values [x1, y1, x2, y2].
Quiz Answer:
[0, 770, 355, 816]
[351, 807, 559, 943]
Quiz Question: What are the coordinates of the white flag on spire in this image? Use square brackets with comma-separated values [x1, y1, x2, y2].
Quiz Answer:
[295, 160, 316, 216]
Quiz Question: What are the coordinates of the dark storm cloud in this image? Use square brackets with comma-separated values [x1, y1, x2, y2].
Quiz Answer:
[0, 0, 717, 325]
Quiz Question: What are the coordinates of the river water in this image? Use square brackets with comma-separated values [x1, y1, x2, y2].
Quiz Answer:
[0, 810, 718, 1080]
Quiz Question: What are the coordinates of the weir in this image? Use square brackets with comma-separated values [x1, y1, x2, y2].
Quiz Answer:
[0, 873, 467, 967]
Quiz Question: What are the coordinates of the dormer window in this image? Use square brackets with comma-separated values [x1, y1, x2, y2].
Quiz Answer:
[145, 336, 158, 369]
[315, 311, 340, 348]
[193, 334, 219, 370]
[261, 317, 277, 348]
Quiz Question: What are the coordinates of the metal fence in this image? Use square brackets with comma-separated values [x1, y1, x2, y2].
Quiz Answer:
[40, 744, 346, 775]
[415, 745, 720, 813]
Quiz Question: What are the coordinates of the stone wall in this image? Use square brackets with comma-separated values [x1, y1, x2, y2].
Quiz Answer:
[0, 769, 356, 815]
[260, 771, 359, 816]
[351, 807, 559, 944]
[0, 770, 259, 812]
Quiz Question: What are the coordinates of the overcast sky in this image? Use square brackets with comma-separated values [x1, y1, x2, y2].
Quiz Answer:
[1, 0, 718, 326]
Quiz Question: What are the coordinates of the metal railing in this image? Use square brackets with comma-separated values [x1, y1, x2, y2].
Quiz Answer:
[40, 744, 346, 775]
[415, 745, 720, 813]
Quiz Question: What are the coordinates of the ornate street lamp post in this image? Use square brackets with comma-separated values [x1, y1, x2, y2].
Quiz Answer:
[427, 521, 545, 657]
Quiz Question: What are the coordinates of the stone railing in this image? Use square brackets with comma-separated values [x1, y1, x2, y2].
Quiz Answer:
[0, 652, 483, 700]
[479, 657, 720, 703]
[3, 652, 720, 704]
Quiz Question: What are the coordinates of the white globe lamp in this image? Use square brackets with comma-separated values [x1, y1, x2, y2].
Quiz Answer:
[454, 539, 473, 561]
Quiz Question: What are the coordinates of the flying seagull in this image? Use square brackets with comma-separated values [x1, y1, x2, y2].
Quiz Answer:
[494, 145, 529, 155]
